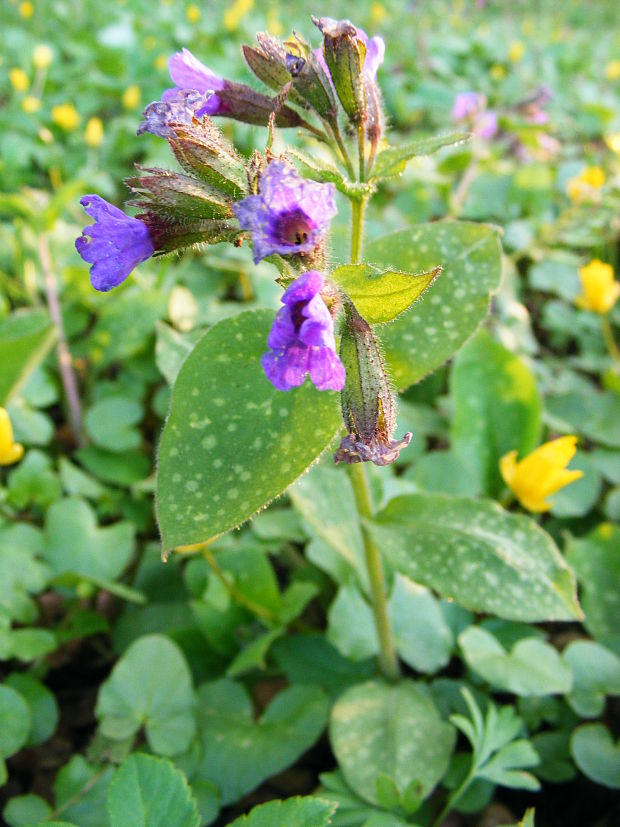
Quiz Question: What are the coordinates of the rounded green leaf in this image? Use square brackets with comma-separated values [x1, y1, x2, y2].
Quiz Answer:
[156, 310, 341, 552]
[563, 640, 620, 717]
[365, 222, 502, 390]
[107, 754, 200, 827]
[571, 724, 620, 788]
[3, 794, 52, 826]
[330, 679, 455, 805]
[458, 627, 572, 695]
[367, 494, 582, 622]
[5, 673, 59, 746]
[0, 685, 31, 758]
[85, 397, 143, 453]
[96, 635, 196, 756]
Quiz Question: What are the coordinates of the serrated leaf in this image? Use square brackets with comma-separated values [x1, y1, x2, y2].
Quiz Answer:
[367, 494, 581, 621]
[192, 679, 328, 805]
[330, 679, 455, 806]
[451, 331, 542, 497]
[228, 796, 337, 827]
[0, 310, 56, 405]
[372, 132, 470, 178]
[96, 635, 196, 756]
[156, 310, 341, 552]
[330, 264, 441, 324]
[365, 223, 502, 390]
[459, 627, 573, 696]
[107, 754, 200, 827]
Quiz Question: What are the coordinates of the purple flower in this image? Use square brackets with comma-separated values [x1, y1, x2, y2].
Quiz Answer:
[75, 195, 154, 292]
[233, 162, 337, 264]
[475, 110, 499, 139]
[261, 270, 345, 392]
[162, 48, 226, 117]
[452, 91, 485, 120]
[138, 89, 213, 138]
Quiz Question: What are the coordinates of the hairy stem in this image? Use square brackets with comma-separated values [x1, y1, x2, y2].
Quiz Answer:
[350, 197, 367, 264]
[329, 119, 356, 181]
[38, 234, 84, 446]
[347, 463, 400, 681]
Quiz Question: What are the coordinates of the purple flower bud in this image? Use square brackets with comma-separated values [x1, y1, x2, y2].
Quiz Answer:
[452, 91, 485, 120]
[138, 89, 214, 139]
[313, 17, 385, 80]
[75, 195, 154, 292]
[168, 48, 227, 95]
[233, 161, 337, 264]
[475, 110, 499, 139]
[261, 270, 345, 392]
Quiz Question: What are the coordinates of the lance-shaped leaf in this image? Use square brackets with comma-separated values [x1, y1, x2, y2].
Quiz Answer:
[366, 494, 582, 622]
[372, 132, 470, 178]
[287, 148, 373, 201]
[331, 263, 441, 324]
[365, 222, 502, 390]
[0, 310, 56, 405]
[156, 310, 341, 552]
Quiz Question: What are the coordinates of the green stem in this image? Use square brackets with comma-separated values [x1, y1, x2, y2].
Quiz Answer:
[329, 119, 356, 181]
[601, 314, 620, 363]
[431, 769, 475, 827]
[347, 464, 400, 681]
[357, 123, 367, 181]
[350, 197, 367, 264]
[202, 546, 280, 625]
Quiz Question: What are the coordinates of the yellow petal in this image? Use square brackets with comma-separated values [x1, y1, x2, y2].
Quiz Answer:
[499, 450, 518, 487]
[0, 442, 24, 466]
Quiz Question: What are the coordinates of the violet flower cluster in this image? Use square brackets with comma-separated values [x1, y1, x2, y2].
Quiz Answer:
[233, 162, 337, 264]
[261, 270, 345, 392]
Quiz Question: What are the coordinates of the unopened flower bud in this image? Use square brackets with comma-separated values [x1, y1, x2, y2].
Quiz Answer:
[312, 16, 366, 124]
[334, 303, 411, 467]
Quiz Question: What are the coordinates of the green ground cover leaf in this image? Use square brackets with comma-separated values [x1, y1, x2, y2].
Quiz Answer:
[157, 310, 341, 551]
[571, 724, 620, 788]
[365, 222, 502, 389]
[0, 310, 56, 404]
[192, 679, 329, 805]
[228, 796, 337, 827]
[372, 132, 470, 178]
[367, 494, 581, 621]
[330, 680, 455, 806]
[451, 331, 542, 496]
[96, 635, 196, 756]
[107, 754, 200, 827]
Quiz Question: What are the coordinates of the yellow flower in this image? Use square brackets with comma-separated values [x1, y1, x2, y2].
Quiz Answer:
[0, 408, 24, 466]
[84, 116, 104, 147]
[500, 436, 583, 513]
[508, 41, 525, 63]
[186, 4, 201, 23]
[490, 63, 506, 81]
[33, 44, 53, 70]
[566, 166, 605, 203]
[604, 132, 620, 154]
[52, 102, 80, 130]
[521, 18, 535, 37]
[605, 60, 620, 81]
[370, 3, 387, 26]
[144, 35, 156, 51]
[22, 95, 42, 113]
[575, 259, 620, 314]
[9, 67, 29, 92]
[223, 0, 253, 32]
[122, 84, 141, 110]
[155, 54, 168, 71]
[18, 0, 33, 18]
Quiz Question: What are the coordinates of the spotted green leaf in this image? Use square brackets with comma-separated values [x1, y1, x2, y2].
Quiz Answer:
[330, 264, 441, 325]
[330, 679, 455, 805]
[0, 310, 56, 405]
[107, 754, 200, 827]
[365, 223, 502, 390]
[366, 494, 582, 621]
[372, 132, 470, 178]
[156, 310, 341, 552]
